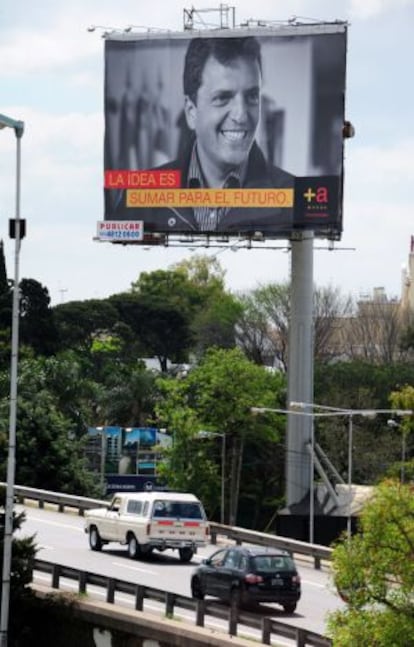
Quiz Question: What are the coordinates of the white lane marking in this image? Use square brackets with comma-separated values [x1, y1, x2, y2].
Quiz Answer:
[111, 561, 157, 575]
[24, 515, 83, 532]
[301, 579, 326, 589]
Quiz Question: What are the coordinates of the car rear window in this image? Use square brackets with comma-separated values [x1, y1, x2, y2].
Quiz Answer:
[152, 500, 204, 520]
[252, 555, 296, 572]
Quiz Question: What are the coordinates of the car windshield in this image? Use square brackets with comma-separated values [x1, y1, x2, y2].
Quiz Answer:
[252, 555, 295, 572]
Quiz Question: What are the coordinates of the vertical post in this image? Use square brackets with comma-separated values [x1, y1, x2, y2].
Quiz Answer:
[100, 428, 106, 494]
[347, 415, 353, 540]
[309, 417, 315, 544]
[1, 121, 24, 647]
[221, 434, 225, 525]
[401, 430, 406, 484]
[286, 232, 314, 508]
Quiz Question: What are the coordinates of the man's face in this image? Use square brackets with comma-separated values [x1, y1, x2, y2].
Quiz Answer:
[185, 54, 261, 181]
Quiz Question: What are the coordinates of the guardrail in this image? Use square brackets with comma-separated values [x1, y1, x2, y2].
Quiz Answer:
[34, 558, 332, 647]
[9, 484, 332, 568]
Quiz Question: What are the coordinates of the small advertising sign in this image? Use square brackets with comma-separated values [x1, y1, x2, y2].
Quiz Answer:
[96, 220, 143, 242]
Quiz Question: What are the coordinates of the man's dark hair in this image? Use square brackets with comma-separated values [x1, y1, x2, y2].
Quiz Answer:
[183, 36, 262, 104]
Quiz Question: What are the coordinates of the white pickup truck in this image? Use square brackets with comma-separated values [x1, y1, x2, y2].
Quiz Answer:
[84, 491, 210, 562]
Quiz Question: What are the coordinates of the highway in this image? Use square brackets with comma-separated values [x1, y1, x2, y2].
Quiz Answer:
[17, 504, 344, 643]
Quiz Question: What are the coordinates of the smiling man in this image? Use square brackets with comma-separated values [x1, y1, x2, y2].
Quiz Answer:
[173, 36, 294, 232]
[184, 37, 262, 190]
[111, 36, 295, 234]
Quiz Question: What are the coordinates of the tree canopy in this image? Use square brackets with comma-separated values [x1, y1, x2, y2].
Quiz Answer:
[155, 347, 286, 525]
[328, 479, 414, 646]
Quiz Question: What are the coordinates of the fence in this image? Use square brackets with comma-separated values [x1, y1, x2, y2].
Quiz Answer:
[34, 558, 332, 647]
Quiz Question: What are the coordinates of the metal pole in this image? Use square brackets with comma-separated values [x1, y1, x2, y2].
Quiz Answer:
[286, 232, 314, 508]
[221, 435, 225, 525]
[401, 430, 406, 484]
[100, 429, 106, 494]
[0, 122, 23, 647]
[309, 418, 315, 544]
[347, 415, 353, 540]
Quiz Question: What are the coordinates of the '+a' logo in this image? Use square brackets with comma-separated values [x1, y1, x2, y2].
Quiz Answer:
[303, 187, 316, 202]
[303, 186, 329, 204]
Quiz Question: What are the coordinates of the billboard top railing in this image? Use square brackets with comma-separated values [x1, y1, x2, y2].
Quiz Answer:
[104, 21, 347, 41]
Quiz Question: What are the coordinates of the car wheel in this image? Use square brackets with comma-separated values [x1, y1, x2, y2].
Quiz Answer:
[89, 526, 102, 552]
[191, 576, 205, 600]
[179, 547, 194, 563]
[283, 602, 297, 614]
[127, 534, 140, 559]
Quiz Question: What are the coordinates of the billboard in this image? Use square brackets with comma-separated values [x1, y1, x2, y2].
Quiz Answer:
[103, 24, 347, 239]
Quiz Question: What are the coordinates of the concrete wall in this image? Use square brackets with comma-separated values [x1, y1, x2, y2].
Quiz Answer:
[18, 586, 254, 647]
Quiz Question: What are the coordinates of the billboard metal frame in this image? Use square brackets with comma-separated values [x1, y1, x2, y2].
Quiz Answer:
[101, 21, 348, 245]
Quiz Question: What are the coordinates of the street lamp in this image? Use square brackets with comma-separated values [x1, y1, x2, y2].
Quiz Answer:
[387, 419, 408, 483]
[251, 404, 413, 543]
[196, 431, 225, 525]
[290, 403, 413, 539]
[0, 112, 25, 647]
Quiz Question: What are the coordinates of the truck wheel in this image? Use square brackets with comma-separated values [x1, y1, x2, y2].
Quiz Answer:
[127, 534, 140, 559]
[178, 547, 194, 563]
[140, 545, 153, 558]
[283, 602, 297, 614]
[89, 527, 102, 552]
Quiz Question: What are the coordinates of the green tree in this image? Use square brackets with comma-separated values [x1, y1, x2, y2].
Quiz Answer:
[172, 254, 226, 293]
[327, 479, 414, 646]
[173, 256, 242, 356]
[53, 299, 119, 352]
[0, 357, 99, 495]
[100, 362, 157, 427]
[0, 486, 37, 644]
[191, 291, 243, 355]
[314, 361, 414, 484]
[110, 291, 191, 372]
[156, 347, 286, 526]
[19, 278, 58, 355]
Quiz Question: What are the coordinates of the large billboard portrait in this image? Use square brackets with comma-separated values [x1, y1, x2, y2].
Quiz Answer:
[103, 24, 347, 240]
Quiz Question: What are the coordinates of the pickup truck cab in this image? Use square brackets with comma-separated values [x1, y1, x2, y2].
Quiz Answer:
[84, 491, 209, 562]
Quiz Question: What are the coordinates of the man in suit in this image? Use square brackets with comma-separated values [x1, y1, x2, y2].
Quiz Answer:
[112, 36, 294, 235]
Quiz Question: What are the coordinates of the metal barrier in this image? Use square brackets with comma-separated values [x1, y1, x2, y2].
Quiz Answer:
[9, 484, 332, 569]
[34, 558, 332, 647]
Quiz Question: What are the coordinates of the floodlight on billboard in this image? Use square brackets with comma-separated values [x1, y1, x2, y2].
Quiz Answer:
[103, 23, 347, 241]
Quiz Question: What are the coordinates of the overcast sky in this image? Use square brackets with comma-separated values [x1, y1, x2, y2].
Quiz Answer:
[1, 0, 413, 305]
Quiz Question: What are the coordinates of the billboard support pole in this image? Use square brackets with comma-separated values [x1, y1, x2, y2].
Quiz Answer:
[286, 232, 314, 512]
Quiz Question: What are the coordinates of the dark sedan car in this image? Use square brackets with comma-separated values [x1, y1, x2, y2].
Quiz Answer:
[190, 546, 301, 613]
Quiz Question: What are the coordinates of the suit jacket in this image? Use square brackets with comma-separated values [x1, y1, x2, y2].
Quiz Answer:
[108, 141, 295, 235]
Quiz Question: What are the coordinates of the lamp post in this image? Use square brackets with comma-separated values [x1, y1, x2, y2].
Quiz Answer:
[290, 403, 413, 539]
[95, 426, 107, 493]
[196, 431, 225, 525]
[251, 404, 413, 543]
[0, 113, 24, 647]
[387, 419, 407, 483]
